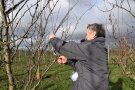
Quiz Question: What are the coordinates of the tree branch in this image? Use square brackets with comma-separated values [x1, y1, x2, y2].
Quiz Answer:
[6, 0, 25, 14]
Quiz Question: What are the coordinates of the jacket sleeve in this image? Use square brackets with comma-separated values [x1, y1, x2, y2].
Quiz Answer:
[50, 38, 88, 60]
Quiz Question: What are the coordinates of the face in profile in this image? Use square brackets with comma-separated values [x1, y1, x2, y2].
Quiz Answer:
[85, 28, 96, 40]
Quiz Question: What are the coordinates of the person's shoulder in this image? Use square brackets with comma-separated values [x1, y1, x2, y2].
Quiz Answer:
[79, 39, 93, 49]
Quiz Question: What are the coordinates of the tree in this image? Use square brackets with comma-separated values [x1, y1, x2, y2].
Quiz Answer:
[0, 0, 16, 89]
[98, 0, 135, 79]
[0, 0, 94, 89]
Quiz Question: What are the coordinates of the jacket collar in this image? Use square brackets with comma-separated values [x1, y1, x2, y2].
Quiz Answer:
[81, 37, 105, 43]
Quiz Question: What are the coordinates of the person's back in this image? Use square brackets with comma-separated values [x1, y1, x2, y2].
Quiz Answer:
[72, 37, 109, 90]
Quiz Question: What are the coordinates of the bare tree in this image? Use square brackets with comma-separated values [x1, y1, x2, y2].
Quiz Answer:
[97, 0, 135, 79]
[0, 0, 95, 89]
[0, 0, 21, 89]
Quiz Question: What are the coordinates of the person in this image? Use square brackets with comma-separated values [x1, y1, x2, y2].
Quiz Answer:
[49, 23, 109, 90]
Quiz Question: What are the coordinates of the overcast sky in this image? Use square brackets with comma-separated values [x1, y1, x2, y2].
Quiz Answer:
[12, 0, 135, 37]
[5, 0, 135, 48]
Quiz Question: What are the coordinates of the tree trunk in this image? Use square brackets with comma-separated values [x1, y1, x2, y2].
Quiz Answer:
[0, 0, 16, 90]
[0, 20, 2, 64]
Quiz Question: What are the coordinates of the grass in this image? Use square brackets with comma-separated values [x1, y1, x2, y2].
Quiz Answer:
[109, 63, 135, 90]
[109, 56, 135, 90]
[0, 52, 135, 90]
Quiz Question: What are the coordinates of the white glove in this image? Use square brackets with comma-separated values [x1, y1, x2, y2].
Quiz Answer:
[71, 71, 78, 82]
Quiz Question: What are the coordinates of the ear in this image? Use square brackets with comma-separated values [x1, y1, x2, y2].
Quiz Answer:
[92, 31, 96, 36]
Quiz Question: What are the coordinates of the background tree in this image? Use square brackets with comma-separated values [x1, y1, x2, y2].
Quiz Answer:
[98, 0, 135, 79]
[0, 0, 94, 89]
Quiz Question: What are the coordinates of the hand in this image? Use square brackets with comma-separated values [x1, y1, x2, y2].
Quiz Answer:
[49, 32, 56, 40]
[57, 56, 67, 64]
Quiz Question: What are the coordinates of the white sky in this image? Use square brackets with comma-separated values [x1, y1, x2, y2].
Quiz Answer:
[1, 0, 135, 48]
[10, 0, 135, 35]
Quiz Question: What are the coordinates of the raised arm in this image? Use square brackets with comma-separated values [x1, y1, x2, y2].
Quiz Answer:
[50, 37, 88, 60]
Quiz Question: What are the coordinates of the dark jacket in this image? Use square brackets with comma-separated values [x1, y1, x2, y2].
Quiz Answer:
[50, 37, 109, 90]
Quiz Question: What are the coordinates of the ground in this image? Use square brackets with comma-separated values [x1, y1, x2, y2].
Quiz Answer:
[0, 52, 135, 90]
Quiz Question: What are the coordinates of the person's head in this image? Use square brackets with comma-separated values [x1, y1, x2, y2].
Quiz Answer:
[85, 23, 105, 40]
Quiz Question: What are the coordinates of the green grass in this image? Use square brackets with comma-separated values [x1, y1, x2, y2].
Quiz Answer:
[0, 52, 135, 90]
[109, 58, 135, 90]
